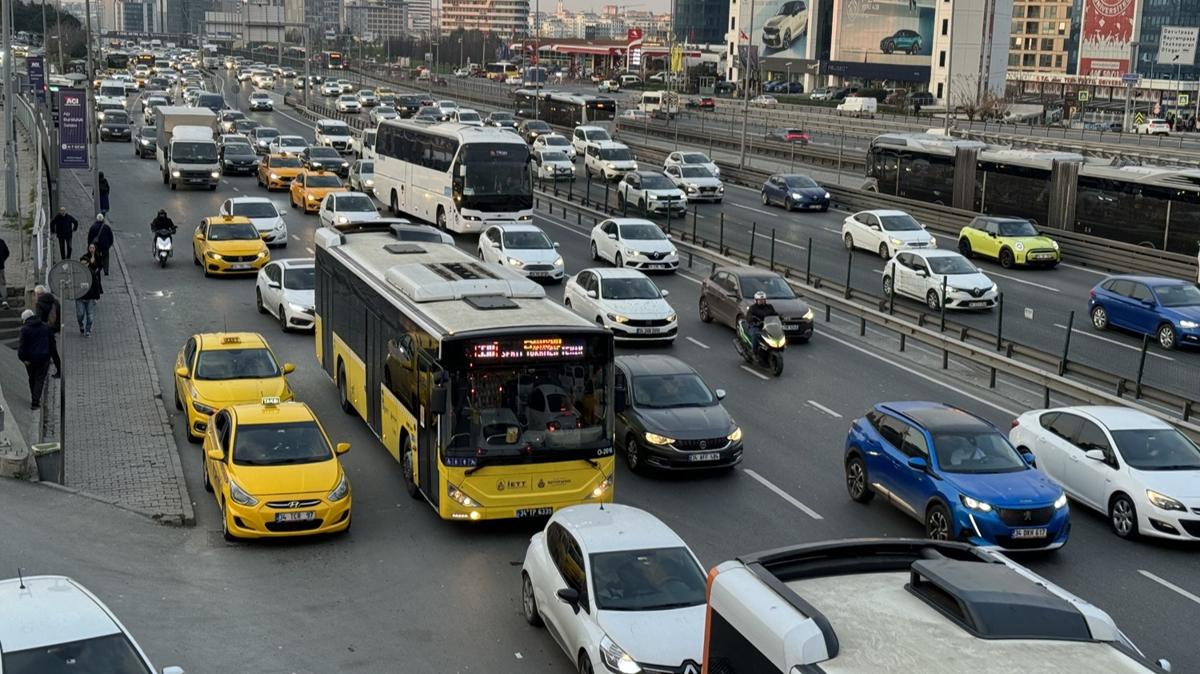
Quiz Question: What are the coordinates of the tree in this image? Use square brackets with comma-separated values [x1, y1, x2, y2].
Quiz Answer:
[12, 0, 81, 36]
[951, 72, 1009, 121]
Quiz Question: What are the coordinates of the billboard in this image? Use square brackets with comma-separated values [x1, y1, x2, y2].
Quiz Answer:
[58, 89, 88, 169]
[740, 0, 818, 63]
[28, 56, 45, 103]
[1079, 0, 1138, 77]
[832, 0, 935, 66]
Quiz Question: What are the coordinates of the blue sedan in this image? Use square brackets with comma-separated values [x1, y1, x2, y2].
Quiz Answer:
[761, 174, 830, 212]
[1088, 275, 1200, 350]
[844, 401, 1070, 552]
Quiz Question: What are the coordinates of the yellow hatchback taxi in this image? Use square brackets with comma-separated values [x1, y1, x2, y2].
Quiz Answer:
[203, 398, 352, 541]
[193, 215, 270, 276]
[174, 332, 295, 443]
[289, 169, 347, 213]
[257, 153, 304, 190]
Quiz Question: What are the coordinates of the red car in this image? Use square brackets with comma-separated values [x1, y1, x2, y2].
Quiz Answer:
[767, 127, 810, 144]
[686, 96, 716, 110]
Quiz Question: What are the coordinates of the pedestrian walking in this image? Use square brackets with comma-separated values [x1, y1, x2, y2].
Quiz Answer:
[87, 213, 114, 276]
[0, 235, 9, 309]
[76, 245, 104, 337]
[50, 206, 80, 260]
[98, 172, 111, 214]
[18, 309, 52, 410]
[34, 285, 63, 378]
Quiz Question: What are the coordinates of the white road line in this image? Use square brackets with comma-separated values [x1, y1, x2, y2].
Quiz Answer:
[806, 400, 843, 418]
[743, 469, 824, 520]
[232, 187, 239, 192]
[534, 215, 591, 239]
[685, 336, 710, 349]
[871, 268, 883, 274]
[1060, 262, 1110, 277]
[1052, 324, 1174, 361]
[675, 271, 704, 286]
[822, 227, 841, 234]
[740, 365, 771, 380]
[986, 270, 1060, 292]
[751, 230, 805, 250]
[305, 247, 314, 254]
[292, 234, 301, 240]
[1138, 570, 1200, 606]
[732, 204, 776, 217]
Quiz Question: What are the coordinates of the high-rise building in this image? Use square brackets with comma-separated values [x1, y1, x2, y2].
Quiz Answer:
[931, 0, 1014, 107]
[1007, 0, 1071, 73]
[1135, 0, 1200, 81]
[408, 0, 433, 35]
[673, 0, 727, 45]
[440, 0, 529, 37]
[345, 0, 408, 39]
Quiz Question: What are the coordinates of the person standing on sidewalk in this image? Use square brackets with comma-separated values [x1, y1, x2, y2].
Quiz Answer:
[98, 172, 111, 214]
[50, 206, 80, 260]
[88, 213, 114, 276]
[76, 244, 104, 337]
[35, 285, 63, 379]
[18, 309, 52, 410]
[0, 235, 9, 309]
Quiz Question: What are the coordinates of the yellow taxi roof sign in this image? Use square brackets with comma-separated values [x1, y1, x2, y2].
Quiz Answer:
[262, 396, 281, 406]
[220, 335, 242, 344]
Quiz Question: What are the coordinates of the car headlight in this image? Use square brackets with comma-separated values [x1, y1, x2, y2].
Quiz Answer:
[607, 162, 616, 169]
[1054, 493, 1068, 509]
[1147, 490, 1186, 511]
[1180, 320, 1200, 329]
[311, 161, 322, 167]
[643, 432, 673, 446]
[713, 167, 720, 177]
[307, 194, 317, 201]
[792, 192, 803, 199]
[1051, 240, 1060, 250]
[256, 251, 267, 258]
[191, 398, 217, 415]
[327, 473, 350, 502]
[210, 171, 220, 178]
[447, 483, 479, 508]
[727, 426, 743, 442]
[600, 635, 641, 674]
[685, 185, 697, 193]
[959, 494, 993, 512]
[288, 302, 309, 314]
[171, 170, 181, 177]
[1014, 241, 1025, 251]
[508, 257, 525, 268]
[553, 256, 564, 267]
[890, 238, 903, 246]
[518, 214, 533, 221]
[340, 162, 348, 168]
[228, 478, 259, 506]
[666, 312, 677, 323]
[207, 251, 222, 260]
[270, 173, 279, 180]
[824, 192, 831, 199]
[929, 236, 937, 248]
[586, 475, 612, 500]
[802, 308, 814, 321]
[718, 185, 725, 192]
[990, 284, 998, 293]
[364, 179, 374, 187]
[606, 312, 629, 323]
[140, 138, 151, 145]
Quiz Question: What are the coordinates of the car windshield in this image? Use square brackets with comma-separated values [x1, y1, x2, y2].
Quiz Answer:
[232, 421, 332, 466]
[278, 136, 305, 147]
[527, 121, 551, 132]
[250, 94, 269, 100]
[491, 112, 513, 120]
[376, 106, 396, 115]
[319, 123, 350, 135]
[640, 174, 675, 190]
[600, 277, 660, 300]
[272, 156, 302, 168]
[932, 430, 1027, 473]
[173, 142, 217, 163]
[254, 129, 279, 140]
[208, 223, 261, 240]
[680, 166, 713, 178]
[105, 111, 129, 123]
[335, 195, 374, 211]
[503, 230, 553, 249]
[225, 146, 255, 157]
[236, 121, 261, 132]
[194, 347, 279, 380]
[140, 127, 158, 138]
[541, 150, 569, 162]
[306, 175, 342, 187]
[459, 144, 532, 201]
[458, 111, 481, 122]
[1, 633, 153, 674]
[544, 136, 568, 146]
[1153, 284, 1200, 307]
[358, 161, 374, 173]
[619, 223, 665, 240]
[600, 147, 633, 161]
[880, 214, 923, 231]
[1111, 429, 1200, 470]
[232, 202, 277, 218]
[927, 256, 977, 275]
[740, 275, 796, 299]
[783, 175, 818, 188]
[309, 148, 340, 158]
[339, 96, 355, 102]
[997, 219, 1039, 237]
[284, 266, 315, 290]
[223, 111, 244, 120]
[590, 547, 706, 612]
[681, 153, 709, 164]
[631, 373, 714, 408]
[584, 129, 611, 142]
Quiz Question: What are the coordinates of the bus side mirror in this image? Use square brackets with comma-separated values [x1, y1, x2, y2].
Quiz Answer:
[429, 385, 447, 414]
[614, 387, 627, 413]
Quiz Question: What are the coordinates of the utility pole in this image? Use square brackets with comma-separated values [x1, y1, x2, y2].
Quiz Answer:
[303, 22, 311, 108]
[1122, 42, 1141, 132]
[3, 0, 18, 216]
[534, 0, 540, 119]
[736, 0, 756, 168]
[84, 0, 100, 214]
[942, 11, 954, 133]
[55, 0, 65, 73]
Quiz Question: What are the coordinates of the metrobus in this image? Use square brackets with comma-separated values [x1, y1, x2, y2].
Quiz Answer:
[323, 51, 346, 69]
[866, 132, 1200, 254]
[485, 61, 519, 80]
[312, 225, 615, 520]
[104, 51, 130, 70]
[513, 89, 617, 127]
[373, 120, 533, 233]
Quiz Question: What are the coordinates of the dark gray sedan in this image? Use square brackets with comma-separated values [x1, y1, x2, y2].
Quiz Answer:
[98, 110, 132, 142]
[699, 266, 814, 342]
[615, 355, 743, 473]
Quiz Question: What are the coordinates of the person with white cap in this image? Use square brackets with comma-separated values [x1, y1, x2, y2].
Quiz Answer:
[17, 308, 52, 410]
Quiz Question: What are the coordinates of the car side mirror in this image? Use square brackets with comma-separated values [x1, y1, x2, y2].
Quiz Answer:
[614, 387, 627, 413]
[1084, 449, 1107, 462]
[162, 666, 186, 674]
[556, 587, 581, 613]
[194, 232, 205, 240]
[283, 363, 296, 374]
[586, 289, 598, 299]
[660, 289, 669, 297]
[554, 241, 560, 248]
[1022, 451, 1036, 467]
[869, 224, 880, 231]
[916, 269, 929, 277]
[607, 233, 617, 240]
[175, 366, 189, 377]
[714, 388, 726, 400]
[988, 231, 996, 238]
[205, 447, 224, 461]
[335, 442, 351, 455]
[907, 456, 928, 471]
[1157, 659, 1172, 672]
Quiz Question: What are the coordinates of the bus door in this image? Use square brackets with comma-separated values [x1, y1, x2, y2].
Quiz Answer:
[417, 350, 444, 507]
[364, 310, 384, 432]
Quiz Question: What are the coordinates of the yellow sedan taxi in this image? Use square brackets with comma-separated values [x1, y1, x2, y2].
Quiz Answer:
[203, 398, 352, 541]
[257, 153, 304, 190]
[174, 332, 295, 443]
[193, 215, 270, 276]
[289, 169, 347, 213]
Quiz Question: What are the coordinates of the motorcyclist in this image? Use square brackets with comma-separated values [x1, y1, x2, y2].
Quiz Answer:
[151, 210, 177, 256]
[745, 291, 778, 355]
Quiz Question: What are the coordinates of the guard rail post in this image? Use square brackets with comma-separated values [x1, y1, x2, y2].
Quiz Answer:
[805, 238, 813, 284]
[691, 204, 698, 243]
[567, 177, 574, 202]
[790, 142, 796, 171]
[837, 135, 845, 185]
[553, 175, 559, 198]
[606, 181, 613, 215]
[666, 204, 673, 235]
[748, 222, 757, 265]
[995, 292, 1005, 350]
[1135, 334, 1150, 398]
[770, 229, 777, 271]
[1058, 310, 1075, 376]
[888, 278, 896, 314]
[584, 171, 592, 207]
[939, 277, 948, 332]
[719, 213, 725, 254]
[844, 249, 853, 299]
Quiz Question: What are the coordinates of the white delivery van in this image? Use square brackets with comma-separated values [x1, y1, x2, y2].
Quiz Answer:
[836, 96, 878, 118]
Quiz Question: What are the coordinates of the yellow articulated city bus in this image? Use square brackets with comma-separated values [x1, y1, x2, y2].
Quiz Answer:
[313, 223, 616, 521]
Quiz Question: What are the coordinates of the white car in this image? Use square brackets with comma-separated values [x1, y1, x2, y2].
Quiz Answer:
[1010, 405, 1200, 541]
[532, 148, 576, 181]
[810, 87, 835, 100]
[220, 196, 288, 246]
[532, 133, 576, 160]
[320, 81, 341, 96]
[1135, 118, 1170, 135]
[335, 95, 361, 113]
[452, 108, 484, 126]
[589, 218, 679, 272]
[477, 223, 565, 282]
[564, 268, 676, 342]
[337, 79, 355, 94]
[255, 257, 316, 331]
[617, 171, 688, 216]
[751, 95, 779, 108]
[369, 105, 398, 125]
[664, 164, 724, 202]
[250, 71, 275, 88]
[841, 209, 936, 259]
[356, 89, 378, 106]
[663, 150, 720, 178]
[572, 125, 612, 156]
[521, 505, 705, 674]
[0, 575, 184, 674]
[315, 119, 354, 153]
[435, 99, 459, 116]
[348, 159, 375, 194]
[584, 141, 638, 181]
[247, 91, 273, 111]
[268, 134, 308, 155]
[318, 191, 380, 228]
[882, 249, 998, 311]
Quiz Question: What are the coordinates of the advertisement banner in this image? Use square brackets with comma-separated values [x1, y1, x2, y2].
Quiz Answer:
[1079, 0, 1137, 77]
[628, 28, 644, 69]
[1157, 26, 1198, 66]
[832, 0, 935, 67]
[738, 0, 818, 66]
[58, 89, 89, 170]
[27, 56, 46, 103]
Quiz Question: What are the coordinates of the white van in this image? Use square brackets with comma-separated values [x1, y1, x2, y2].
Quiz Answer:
[836, 96, 877, 118]
[315, 119, 354, 153]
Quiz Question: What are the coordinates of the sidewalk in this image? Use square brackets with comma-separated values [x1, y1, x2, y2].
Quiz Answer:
[38, 171, 194, 525]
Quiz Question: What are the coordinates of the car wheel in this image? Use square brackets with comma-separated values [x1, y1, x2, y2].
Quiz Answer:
[878, 243, 890, 259]
[624, 435, 644, 474]
[337, 362, 354, 414]
[698, 297, 712, 322]
[202, 461, 213, 492]
[845, 455, 873, 503]
[1109, 493, 1139, 539]
[784, 196, 793, 211]
[579, 654, 595, 674]
[255, 288, 267, 314]
[926, 290, 941, 311]
[925, 503, 952, 540]
[1090, 305, 1108, 330]
[221, 499, 238, 542]
[999, 248, 1016, 269]
[615, 253, 625, 268]
[589, 240, 599, 261]
[882, 275, 894, 297]
[1157, 323, 1177, 350]
[958, 238, 973, 258]
[761, 191, 769, 205]
[843, 233, 854, 250]
[278, 306, 289, 333]
[521, 572, 544, 627]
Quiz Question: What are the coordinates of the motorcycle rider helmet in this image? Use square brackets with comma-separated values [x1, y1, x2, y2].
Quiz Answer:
[754, 291, 767, 302]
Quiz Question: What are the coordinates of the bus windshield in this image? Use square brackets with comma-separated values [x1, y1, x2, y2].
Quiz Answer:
[458, 143, 533, 206]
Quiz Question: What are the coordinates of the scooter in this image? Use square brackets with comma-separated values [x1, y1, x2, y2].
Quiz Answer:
[154, 228, 175, 268]
[735, 316, 786, 377]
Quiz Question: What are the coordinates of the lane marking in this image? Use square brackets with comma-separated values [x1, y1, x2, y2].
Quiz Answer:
[751, 230, 805, 250]
[823, 226, 841, 234]
[1138, 570, 1200, 607]
[292, 234, 301, 240]
[305, 247, 314, 254]
[685, 336, 710, 349]
[743, 469, 824, 520]
[1060, 262, 1110, 277]
[732, 204, 776, 217]
[1051, 324, 1174, 361]
[986, 269, 1060, 292]
[739, 365, 771, 380]
[232, 186, 239, 192]
[806, 400, 843, 418]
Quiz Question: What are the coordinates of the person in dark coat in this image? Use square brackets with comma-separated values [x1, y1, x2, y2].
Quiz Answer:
[34, 285, 63, 378]
[87, 213, 114, 276]
[76, 244, 104, 337]
[0, 235, 8, 309]
[18, 309, 52, 409]
[50, 206, 79, 260]
[98, 172, 111, 213]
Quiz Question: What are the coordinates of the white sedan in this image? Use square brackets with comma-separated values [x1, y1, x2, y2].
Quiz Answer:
[841, 209, 936, 259]
[318, 191, 380, 228]
[369, 106, 398, 125]
[663, 150, 720, 178]
[521, 504, 706, 674]
[335, 95, 362, 113]
[563, 268, 676, 342]
[664, 164, 724, 203]
[219, 197, 287, 246]
[1010, 405, 1200, 541]
[532, 133, 576, 160]
[255, 257, 316, 332]
[589, 218, 679, 272]
[320, 81, 341, 96]
[268, 135, 308, 156]
[882, 249, 998, 311]
[477, 223, 565, 282]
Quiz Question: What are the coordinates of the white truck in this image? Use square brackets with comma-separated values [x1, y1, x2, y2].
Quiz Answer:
[154, 106, 220, 191]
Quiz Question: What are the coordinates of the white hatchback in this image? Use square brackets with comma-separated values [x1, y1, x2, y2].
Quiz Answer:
[842, 209, 936, 259]
[589, 218, 679, 272]
[477, 223, 565, 281]
[532, 133, 576, 160]
[256, 257, 316, 331]
[563, 268, 677, 342]
[318, 191, 380, 228]
[882, 249, 998, 311]
[663, 150, 720, 178]
[220, 196, 288, 246]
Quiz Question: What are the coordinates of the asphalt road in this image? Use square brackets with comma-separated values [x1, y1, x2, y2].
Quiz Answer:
[11, 74, 1196, 673]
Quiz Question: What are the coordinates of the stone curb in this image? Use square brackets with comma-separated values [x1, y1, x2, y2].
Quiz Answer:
[34, 479, 189, 526]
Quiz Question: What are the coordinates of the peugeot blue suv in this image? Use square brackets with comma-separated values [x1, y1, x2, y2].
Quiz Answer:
[844, 401, 1070, 551]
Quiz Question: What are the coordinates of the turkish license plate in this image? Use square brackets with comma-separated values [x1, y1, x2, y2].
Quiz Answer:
[690, 452, 722, 462]
[229, 263, 251, 270]
[527, 271, 548, 278]
[635, 327, 660, 334]
[647, 263, 666, 269]
[516, 507, 553, 518]
[1011, 527, 1048, 539]
[970, 301, 989, 307]
[275, 511, 315, 522]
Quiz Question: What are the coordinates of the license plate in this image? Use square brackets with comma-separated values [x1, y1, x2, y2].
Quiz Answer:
[516, 507, 553, 518]
[229, 263, 250, 270]
[690, 452, 721, 462]
[528, 271, 548, 278]
[647, 263, 666, 269]
[275, 511, 315, 522]
[635, 327, 659, 334]
[970, 301, 989, 307]
[1011, 527, 1048, 539]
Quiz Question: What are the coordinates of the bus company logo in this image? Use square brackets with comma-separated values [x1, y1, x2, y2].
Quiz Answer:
[498, 479, 527, 491]
[537, 479, 545, 489]
[497, 480, 505, 492]
[538, 478, 571, 489]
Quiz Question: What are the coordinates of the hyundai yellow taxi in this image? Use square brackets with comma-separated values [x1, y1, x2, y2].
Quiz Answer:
[290, 169, 347, 213]
[203, 398, 352, 541]
[174, 332, 295, 443]
[257, 153, 304, 190]
[193, 215, 270, 276]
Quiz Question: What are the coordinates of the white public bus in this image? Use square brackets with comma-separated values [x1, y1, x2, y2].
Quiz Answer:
[373, 121, 534, 234]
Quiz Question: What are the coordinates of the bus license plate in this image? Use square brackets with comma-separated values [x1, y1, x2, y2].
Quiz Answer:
[1011, 527, 1047, 539]
[275, 511, 315, 522]
[516, 507, 553, 518]
[690, 452, 721, 462]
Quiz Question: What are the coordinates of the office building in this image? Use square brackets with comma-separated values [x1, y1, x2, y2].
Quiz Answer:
[1007, 0, 1071, 73]
[674, 0, 727, 45]
[441, 0, 530, 36]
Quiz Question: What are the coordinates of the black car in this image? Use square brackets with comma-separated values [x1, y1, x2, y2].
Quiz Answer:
[519, 119, 553, 144]
[699, 265, 814, 342]
[301, 146, 349, 178]
[413, 106, 442, 122]
[98, 110, 132, 142]
[486, 111, 518, 128]
[614, 354, 743, 473]
[134, 125, 158, 158]
[219, 142, 261, 175]
[396, 94, 427, 118]
[196, 92, 227, 114]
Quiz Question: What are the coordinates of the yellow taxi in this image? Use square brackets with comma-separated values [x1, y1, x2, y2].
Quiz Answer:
[289, 169, 347, 214]
[203, 398, 352, 541]
[174, 332, 295, 443]
[257, 153, 304, 190]
[193, 215, 270, 276]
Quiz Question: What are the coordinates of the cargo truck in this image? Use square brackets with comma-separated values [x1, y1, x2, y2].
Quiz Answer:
[154, 106, 220, 191]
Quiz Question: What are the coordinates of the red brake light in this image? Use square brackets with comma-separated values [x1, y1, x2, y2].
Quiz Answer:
[1010, 418, 1020, 429]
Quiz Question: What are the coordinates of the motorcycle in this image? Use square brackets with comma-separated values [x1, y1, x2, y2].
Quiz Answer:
[154, 228, 175, 268]
[735, 316, 786, 377]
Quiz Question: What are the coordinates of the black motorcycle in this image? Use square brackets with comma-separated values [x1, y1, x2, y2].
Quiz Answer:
[735, 316, 786, 376]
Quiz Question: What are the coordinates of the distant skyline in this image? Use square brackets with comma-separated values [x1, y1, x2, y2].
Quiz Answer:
[547, 0, 672, 15]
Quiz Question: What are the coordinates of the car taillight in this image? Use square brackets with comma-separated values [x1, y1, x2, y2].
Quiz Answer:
[1088, 289, 1096, 298]
[1010, 418, 1020, 429]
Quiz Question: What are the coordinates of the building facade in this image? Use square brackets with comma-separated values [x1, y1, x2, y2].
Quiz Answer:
[1007, 0, 1072, 73]
[441, 0, 529, 36]
[674, 0, 729, 45]
[345, 0, 408, 39]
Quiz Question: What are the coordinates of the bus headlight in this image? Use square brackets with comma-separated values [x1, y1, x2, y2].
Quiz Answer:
[586, 475, 612, 500]
[518, 214, 532, 221]
[327, 474, 350, 501]
[447, 483, 479, 508]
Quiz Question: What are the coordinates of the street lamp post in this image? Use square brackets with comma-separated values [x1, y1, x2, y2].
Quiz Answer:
[1122, 42, 1141, 132]
[786, 61, 791, 87]
[2, 0, 16, 216]
[737, 0, 757, 168]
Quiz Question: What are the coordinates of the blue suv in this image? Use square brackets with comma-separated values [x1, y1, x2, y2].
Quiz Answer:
[1088, 275, 1200, 350]
[844, 401, 1069, 551]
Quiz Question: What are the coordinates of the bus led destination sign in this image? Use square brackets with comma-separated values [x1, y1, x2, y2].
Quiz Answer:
[470, 337, 585, 361]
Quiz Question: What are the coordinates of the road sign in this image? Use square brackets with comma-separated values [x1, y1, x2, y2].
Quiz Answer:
[27, 56, 45, 104]
[1134, 112, 1146, 126]
[1180, 94, 1191, 107]
[1158, 26, 1199, 66]
[1077, 90, 1089, 102]
[1121, 72, 1140, 84]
